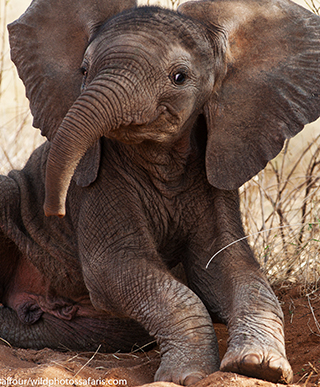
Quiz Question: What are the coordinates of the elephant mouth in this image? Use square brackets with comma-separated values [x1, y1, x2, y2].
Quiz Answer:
[108, 105, 181, 145]
[108, 125, 145, 144]
[108, 124, 175, 144]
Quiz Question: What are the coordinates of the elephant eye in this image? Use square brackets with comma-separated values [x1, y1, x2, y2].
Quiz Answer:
[171, 71, 187, 86]
[80, 66, 88, 91]
[80, 66, 88, 79]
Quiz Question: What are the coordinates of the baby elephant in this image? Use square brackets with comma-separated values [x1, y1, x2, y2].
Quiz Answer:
[2, 0, 320, 384]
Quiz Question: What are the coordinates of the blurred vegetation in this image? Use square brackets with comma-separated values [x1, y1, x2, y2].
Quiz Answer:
[240, 135, 320, 290]
[305, 0, 320, 14]
[0, 0, 44, 173]
[142, 0, 181, 7]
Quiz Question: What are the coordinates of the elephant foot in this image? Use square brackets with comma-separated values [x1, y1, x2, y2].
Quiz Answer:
[154, 335, 220, 386]
[155, 365, 208, 386]
[155, 355, 219, 386]
[220, 345, 293, 383]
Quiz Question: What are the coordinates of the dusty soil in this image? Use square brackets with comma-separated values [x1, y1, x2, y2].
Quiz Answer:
[0, 284, 319, 386]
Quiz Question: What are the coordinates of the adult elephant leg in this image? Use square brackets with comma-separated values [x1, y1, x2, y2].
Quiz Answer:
[184, 188, 293, 384]
[79, 229, 220, 385]
[0, 306, 152, 352]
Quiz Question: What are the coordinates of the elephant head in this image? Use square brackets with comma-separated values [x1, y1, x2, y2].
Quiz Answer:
[8, 0, 320, 217]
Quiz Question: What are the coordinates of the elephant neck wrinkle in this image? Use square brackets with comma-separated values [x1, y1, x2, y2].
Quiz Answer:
[135, 147, 188, 191]
[105, 136, 200, 192]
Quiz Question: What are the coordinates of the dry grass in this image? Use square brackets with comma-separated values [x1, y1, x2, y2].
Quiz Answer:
[241, 130, 320, 289]
[0, 0, 44, 174]
[1, 0, 320, 288]
[139, 0, 184, 7]
[305, 0, 320, 14]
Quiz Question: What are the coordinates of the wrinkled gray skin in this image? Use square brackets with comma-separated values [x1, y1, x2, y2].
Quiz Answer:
[2, 0, 320, 384]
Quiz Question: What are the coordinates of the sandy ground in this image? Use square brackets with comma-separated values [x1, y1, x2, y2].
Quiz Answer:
[0, 284, 319, 386]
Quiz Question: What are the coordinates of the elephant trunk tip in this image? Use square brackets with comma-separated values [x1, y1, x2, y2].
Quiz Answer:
[43, 200, 66, 218]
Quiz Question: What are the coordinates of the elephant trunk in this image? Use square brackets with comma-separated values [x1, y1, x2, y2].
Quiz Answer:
[44, 75, 132, 217]
[0, 307, 151, 352]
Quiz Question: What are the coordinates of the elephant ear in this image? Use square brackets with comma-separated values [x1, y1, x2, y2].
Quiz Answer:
[179, 0, 320, 190]
[8, 0, 136, 187]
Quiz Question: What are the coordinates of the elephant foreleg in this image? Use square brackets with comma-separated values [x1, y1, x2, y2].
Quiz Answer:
[185, 188, 293, 384]
[80, 244, 220, 385]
